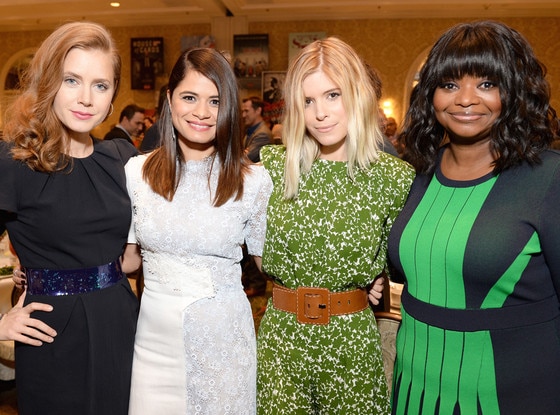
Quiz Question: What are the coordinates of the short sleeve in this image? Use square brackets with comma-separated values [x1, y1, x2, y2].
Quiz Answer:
[125, 154, 150, 245]
[380, 154, 415, 230]
[244, 165, 273, 257]
[126, 220, 137, 244]
[260, 144, 285, 185]
[101, 137, 138, 163]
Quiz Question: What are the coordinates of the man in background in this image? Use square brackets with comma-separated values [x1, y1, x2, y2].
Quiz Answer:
[140, 85, 168, 153]
[104, 104, 145, 146]
[385, 117, 398, 141]
[377, 109, 400, 157]
[241, 96, 272, 162]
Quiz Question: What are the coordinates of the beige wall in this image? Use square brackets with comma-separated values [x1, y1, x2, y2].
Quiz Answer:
[0, 17, 558, 137]
[0, 23, 212, 137]
[251, 17, 560, 126]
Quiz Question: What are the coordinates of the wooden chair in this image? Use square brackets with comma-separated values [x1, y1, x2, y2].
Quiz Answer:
[373, 275, 403, 394]
[0, 276, 16, 381]
[374, 310, 401, 394]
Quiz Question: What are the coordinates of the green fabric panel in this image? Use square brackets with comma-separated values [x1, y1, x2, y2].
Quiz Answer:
[482, 232, 541, 308]
[458, 332, 486, 413]
[393, 311, 414, 414]
[438, 330, 464, 413]
[399, 176, 497, 308]
[407, 320, 428, 407]
[421, 326, 445, 414]
[477, 334, 500, 413]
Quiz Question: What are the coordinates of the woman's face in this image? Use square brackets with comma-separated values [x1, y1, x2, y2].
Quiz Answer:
[53, 48, 115, 139]
[433, 75, 501, 144]
[168, 70, 219, 160]
[302, 70, 349, 161]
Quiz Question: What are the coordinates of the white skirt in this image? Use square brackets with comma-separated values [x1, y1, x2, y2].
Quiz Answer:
[128, 261, 256, 415]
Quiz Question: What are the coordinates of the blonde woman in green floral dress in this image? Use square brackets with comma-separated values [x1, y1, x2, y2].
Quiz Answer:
[256, 37, 415, 414]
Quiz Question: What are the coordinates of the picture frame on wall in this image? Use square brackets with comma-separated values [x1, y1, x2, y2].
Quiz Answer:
[261, 71, 285, 105]
[261, 71, 286, 127]
[288, 32, 327, 62]
[233, 34, 269, 91]
[131, 37, 164, 90]
[180, 35, 216, 52]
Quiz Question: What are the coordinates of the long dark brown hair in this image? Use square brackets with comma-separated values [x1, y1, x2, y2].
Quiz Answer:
[142, 47, 249, 206]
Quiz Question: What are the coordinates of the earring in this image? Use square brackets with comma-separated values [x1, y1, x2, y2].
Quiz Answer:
[108, 103, 114, 116]
[172, 128, 177, 142]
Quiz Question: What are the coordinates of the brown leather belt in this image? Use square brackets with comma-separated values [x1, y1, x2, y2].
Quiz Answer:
[272, 283, 369, 325]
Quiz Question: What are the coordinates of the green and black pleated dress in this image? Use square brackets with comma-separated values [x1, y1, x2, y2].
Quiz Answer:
[388, 147, 560, 415]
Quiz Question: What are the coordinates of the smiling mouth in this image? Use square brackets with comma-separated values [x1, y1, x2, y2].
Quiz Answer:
[316, 125, 336, 133]
[450, 113, 483, 122]
[73, 111, 94, 119]
[189, 121, 213, 131]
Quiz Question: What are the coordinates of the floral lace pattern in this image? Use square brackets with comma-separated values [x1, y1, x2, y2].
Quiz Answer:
[126, 154, 272, 414]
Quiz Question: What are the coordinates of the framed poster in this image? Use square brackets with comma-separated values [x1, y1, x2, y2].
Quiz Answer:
[261, 71, 285, 104]
[180, 35, 216, 51]
[261, 71, 286, 126]
[288, 32, 327, 62]
[131, 37, 164, 90]
[233, 34, 268, 90]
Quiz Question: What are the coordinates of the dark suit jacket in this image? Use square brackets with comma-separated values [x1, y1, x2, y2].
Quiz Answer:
[104, 126, 134, 146]
[244, 122, 272, 162]
[139, 120, 161, 153]
[382, 135, 400, 158]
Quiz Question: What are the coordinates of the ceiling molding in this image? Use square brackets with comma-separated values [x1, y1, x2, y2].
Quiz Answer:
[0, 0, 557, 32]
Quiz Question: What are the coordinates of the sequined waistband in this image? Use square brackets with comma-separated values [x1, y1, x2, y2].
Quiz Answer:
[25, 260, 124, 296]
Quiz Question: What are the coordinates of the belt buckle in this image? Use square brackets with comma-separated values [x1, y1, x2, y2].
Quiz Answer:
[297, 287, 330, 325]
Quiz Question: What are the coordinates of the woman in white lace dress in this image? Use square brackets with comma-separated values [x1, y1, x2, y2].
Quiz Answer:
[123, 48, 272, 415]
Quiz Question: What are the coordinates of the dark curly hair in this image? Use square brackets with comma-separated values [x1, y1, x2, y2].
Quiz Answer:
[401, 20, 558, 174]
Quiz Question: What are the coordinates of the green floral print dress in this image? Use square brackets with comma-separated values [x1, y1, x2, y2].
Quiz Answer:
[257, 145, 414, 415]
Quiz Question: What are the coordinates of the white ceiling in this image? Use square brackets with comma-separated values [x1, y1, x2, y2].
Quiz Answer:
[0, 0, 558, 32]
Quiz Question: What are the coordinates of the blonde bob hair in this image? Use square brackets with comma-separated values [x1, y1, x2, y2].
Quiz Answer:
[282, 36, 383, 199]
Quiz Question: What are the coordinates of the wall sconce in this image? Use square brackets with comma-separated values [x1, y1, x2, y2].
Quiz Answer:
[381, 99, 394, 118]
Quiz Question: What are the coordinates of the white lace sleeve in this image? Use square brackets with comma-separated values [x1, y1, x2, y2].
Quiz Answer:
[245, 165, 273, 257]
[125, 155, 147, 244]
[127, 215, 136, 244]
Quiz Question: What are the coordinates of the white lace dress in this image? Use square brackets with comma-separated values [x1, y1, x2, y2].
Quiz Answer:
[125, 154, 272, 415]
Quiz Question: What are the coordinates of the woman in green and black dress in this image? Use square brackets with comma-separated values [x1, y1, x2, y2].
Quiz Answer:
[256, 37, 414, 414]
[389, 21, 560, 414]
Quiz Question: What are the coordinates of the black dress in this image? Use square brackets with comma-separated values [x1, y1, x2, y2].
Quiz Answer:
[0, 138, 139, 415]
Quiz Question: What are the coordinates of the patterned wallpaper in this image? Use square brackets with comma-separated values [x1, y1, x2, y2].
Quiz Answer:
[0, 23, 211, 137]
[0, 17, 558, 136]
[250, 17, 560, 126]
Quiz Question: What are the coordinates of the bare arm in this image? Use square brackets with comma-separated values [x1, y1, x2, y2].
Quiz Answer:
[253, 256, 263, 272]
[121, 243, 142, 275]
